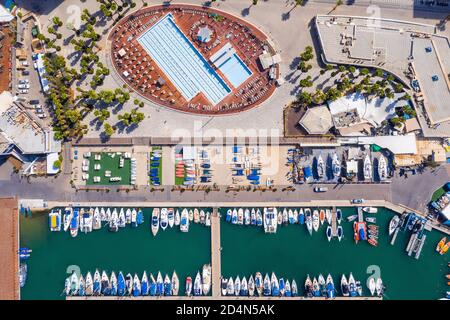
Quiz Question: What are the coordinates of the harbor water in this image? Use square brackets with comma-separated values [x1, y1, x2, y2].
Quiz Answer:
[220, 207, 449, 300]
[20, 206, 449, 299]
[20, 208, 211, 300]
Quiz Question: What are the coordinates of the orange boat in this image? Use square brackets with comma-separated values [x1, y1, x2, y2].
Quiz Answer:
[368, 238, 378, 247]
[446, 275, 450, 280]
[436, 237, 446, 252]
[353, 222, 359, 244]
[319, 210, 325, 225]
[440, 241, 450, 255]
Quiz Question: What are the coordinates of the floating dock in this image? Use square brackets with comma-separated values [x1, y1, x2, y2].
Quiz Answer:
[211, 208, 221, 298]
[66, 296, 382, 300]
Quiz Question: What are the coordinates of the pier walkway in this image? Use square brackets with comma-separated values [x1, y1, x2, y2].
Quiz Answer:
[211, 208, 221, 298]
[0, 197, 19, 300]
[67, 296, 382, 300]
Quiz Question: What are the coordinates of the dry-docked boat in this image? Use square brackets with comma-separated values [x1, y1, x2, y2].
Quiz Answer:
[332, 153, 341, 178]
[317, 155, 325, 179]
[364, 154, 372, 180]
[378, 155, 387, 181]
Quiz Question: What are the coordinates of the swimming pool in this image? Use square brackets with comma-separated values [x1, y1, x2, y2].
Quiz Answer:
[210, 43, 252, 88]
[137, 14, 231, 105]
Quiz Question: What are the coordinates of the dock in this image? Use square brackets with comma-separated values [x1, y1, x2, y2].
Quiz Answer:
[331, 206, 337, 237]
[66, 296, 382, 300]
[211, 207, 221, 298]
[0, 197, 20, 300]
[390, 228, 399, 245]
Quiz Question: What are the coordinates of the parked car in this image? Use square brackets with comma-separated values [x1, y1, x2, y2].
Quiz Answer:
[29, 99, 40, 105]
[18, 79, 29, 84]
[33, 61, 38, 69]
[351, 198, 365, 204]
[22, 61, 29, 67]
[22, 70, 30, 76]
[313, 187, 328, 192]
[37, 113, 47, 118]
[17, 84, 30, 89]
[18, 89, 28, 94]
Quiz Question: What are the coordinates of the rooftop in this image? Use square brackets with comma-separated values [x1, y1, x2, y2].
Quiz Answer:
[299, 106, 333, 135]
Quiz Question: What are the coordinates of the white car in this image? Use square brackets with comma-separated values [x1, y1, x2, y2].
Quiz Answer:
[17, 84, 30, 89]
[18, 79, 29, 84]
[18, 89, 28, 94]
[22, 61, 29, 67]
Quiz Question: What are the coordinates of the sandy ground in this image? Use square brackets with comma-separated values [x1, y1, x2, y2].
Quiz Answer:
[0, 197, 19, 300]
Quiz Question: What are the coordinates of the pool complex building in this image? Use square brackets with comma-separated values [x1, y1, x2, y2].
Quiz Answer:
[109, 4, 280, 115]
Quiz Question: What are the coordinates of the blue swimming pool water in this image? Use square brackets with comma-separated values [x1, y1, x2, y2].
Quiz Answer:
[217, 53, 252, 88]
[137, 14, 231, 105]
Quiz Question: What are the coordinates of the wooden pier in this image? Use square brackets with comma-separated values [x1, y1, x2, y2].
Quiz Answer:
[331, 207, 337, 237]
[211, 208, 221, 298]
[67, 296, 382, 300]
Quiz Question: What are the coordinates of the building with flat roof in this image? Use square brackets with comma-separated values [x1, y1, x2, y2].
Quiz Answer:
[299, 106, 333, 135]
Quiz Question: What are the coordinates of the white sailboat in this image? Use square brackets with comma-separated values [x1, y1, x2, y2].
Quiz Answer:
[202, 264, 211, 295]
[317, 155, 325, 179]
[174, 210, 181, 226]
[378, 155, 387, 181]
[364, 154, 372, 181]
[93, 207, 101, 230]
[180, 208, 189, 232]
[332, 153, 341, 178]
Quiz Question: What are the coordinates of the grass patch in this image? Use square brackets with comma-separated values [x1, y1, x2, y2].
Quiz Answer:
[431, 187, 446, 202]
[86, 152, 131, 185]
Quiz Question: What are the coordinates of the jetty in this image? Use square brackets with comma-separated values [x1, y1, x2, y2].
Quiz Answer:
[331, 206, 337, 237]
[211, 208, 221, 298]
[67, 296, 382, 300]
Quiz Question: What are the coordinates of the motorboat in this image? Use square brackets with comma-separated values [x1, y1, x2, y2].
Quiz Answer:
[354, 221, 367, 244]
[93, 207, 101, 230]
[180, 208, 189, 233]
[226, 209, 232, 222]
[174, 210, 180, 226]
[125, 208, 132, 225]
[188, 209, 194, 222]
[439, 240, 450, 255]
[160, 208, 168, 231]
[288, 209, 294, 224]
[355, 280, 363, 296]
[151, 208, 160, 236]
[378, 155, 387, 181]
[132, 274, 141, 297]
[317, 155, 325, 179]
[305, 208, 313, 235]
[318, 274, 326, 297]
[202, 264, 211, 295]
[312, 210, 320, 232]
[85, 271, 93, 296]
[200, 209, 206, 225]
[263, 273, 271, 296]
[363, 207, 378, 214]
[105, 208, 112, 222]
[19, 263, 27, 288]
[251, 208, 256, 225]
[248, 275, 255, 296]
[70, 208, 79, 238]
[389, 215, 400, 236]
[221, 278, 228, 296]
[237, 208, 244, 225]
[226, 277, 234, 296]
[271, 273, 279, 297]
[194, 208, 200, 224]
[137, 209, 144, 226]
[332, 153, 341, 178]
[240, 276, 248, 296]
[347, 214, 358, 222]
[125, 273, 133, 296]
[304, 274, 313, 297]
[376, 278, 383, 296]
[263, 207, 277, 233]
[336, 209, 342, 224]
[348, 273, 357, 297]
[282, 208, 289, 225]
[185, 276, 192, 296]
[100, 271, 109, 295]
[69, 271, 79, 295]
[234, 276, 241, 296]
[194, 272, 202, 296]
[141, 271, 149, 296]
[325, 209, 332, 225]
[364, 154, 372, 180]
[256, 209, 263, 226]
[277, 210, 282, 225]
[279, 278, 285, 296]
[231, 208, 238, 225]
[49, 209, 62, 232]
[93, 269, 101, 295]
[365, 217, 376, 223]
[293, 209, 299, 224]
[319, 209, 325, 225]
[131, 208, 138, 228]
[326, 225, 332, 242]
[156, 272, 164, 296]
[164, 274, 171, 296]
[63, 207, 72, 232]
[337, 226, 343, 242]
[255, 272, 263, 296]
[341, 274, 350, 297]
[110, 272, 118, 296]
[168, 208, 175, 228]
[298, 208, 305, 225]
[326, 274, 335, 299]
[118, 208, 126, 228]
[244, 209, 251, 225]
[100, 207, 106, 222]
[368, 277, 376, 296]
[149, 274, 157, 296]
[312, 277, 320, 297]
[291, 279, 298, 297]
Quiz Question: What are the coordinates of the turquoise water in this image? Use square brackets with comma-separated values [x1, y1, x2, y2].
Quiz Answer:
[220, 207, 449, 300]
[20, 208, 211, 300]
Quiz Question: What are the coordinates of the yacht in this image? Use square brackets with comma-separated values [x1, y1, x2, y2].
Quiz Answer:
[332, 153, 341, 178]
[364, 154, 372, 181]
[263, 207, 277, 233]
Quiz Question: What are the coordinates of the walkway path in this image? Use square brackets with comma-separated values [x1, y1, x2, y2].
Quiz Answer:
[211, 208, 221, 298]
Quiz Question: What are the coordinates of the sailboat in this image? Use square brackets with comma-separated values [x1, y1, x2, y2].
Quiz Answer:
[125, 208, 132, 225]
[255, 272, 263, 296]
[332, 153, 341, 178]
[141, 271, 149, 296]
[156, 272, 164, 296]
[92, 207, 101, 230]
[312, 210, 320, 232]
[63, 207, 72, 232]
[164, 274, 171, 296]
[110, 272, 118, 296]
[194, 208, 200, 224]
[85, 272, 93, 296]
[188, 209, 194, 222]
[240, 277, 248, 296]
[293, 209, 299, 224]
[263, 273, 271, 296]
[298, 208, 305, 225]
[326, 274, 335, 299]
[70, 208, 79, 238]
[180, 208, 189, 232]
[105, 208, 111, 223]
[234, 276, 241, 296]
[271, 273, 279, 297]
[389, 215, 400, 236]
[288, 209, 294, 224]
[69, 271, 79, 296]
[348, 273, 357, 297]
[151, 208, 160, 236]
[378, 155, 387, 181]
[131, 208, 138, 228]
[248, 275, 255, 296]
[168, 208, 175, 228]
[109, 209, 118, 232]
[205, 211, 211, 227]
[93, 269, 101, 295]
[304, 274, 313, 297]
[171, 271, 179, 296]
[100, 271, 109, 295]
[376, 278, 383, 296]
[78, 275, 85, 296]
[368, 277, 376, 296]
[226, 277, 234, 296]
[193, 271, 202, 296]
[237, 208, 244, 225]
[100, 207, 106, 222]
[318, 274, 326, 297]
[341, 274, 350, 297]
[174, 210, 181, 226]
[231, 208, 238, 224]
[364, 154, 372, 181]
[185, 276, 192, 296]
[244, 208, 251, 225]
[312, 277, 320, 297]
[250, 208, 256, 225]
[149, 274, 157, 296]
[256, 209, 263, 226]
[132, 274, 141, 297]
[325, 209, 332, 225]
[226, 209, 232, 222]
[282, 208, 289, 225]
[118, 208, 126, 228]
[160, 208, 168, 230]
[291, 279, 298, 297]
[317, 155, 325, 179]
